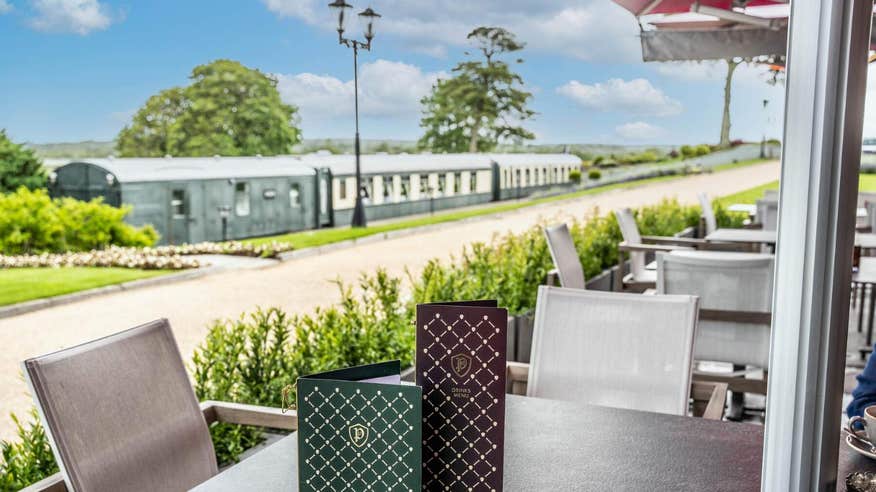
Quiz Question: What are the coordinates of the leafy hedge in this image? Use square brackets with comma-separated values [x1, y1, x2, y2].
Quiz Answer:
[0, 199, 746, 484]
[0, 187, 158, 255]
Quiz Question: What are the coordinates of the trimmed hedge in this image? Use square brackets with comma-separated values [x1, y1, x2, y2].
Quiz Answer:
[0, 187, 158, 255]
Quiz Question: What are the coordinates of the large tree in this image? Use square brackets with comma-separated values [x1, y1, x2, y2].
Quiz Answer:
[419, 27, 535, 153]
[0, 130, 46, 193]
[117, 60, 301, 157]
[719, 58, 740, 147]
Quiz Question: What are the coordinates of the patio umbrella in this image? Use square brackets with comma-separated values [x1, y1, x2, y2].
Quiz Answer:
[614, 0, 786, 16]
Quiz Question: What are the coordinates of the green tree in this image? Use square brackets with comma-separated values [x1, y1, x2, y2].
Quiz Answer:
[0, 130, 46, 193]
[116, 87, 187, 157]
[418, 27, 535, 153]
[117, 60, 301, 157]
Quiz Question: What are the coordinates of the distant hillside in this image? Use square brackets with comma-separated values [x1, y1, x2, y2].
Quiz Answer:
[28, 138, 679, 160]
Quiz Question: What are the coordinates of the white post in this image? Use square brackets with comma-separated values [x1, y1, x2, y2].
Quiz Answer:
[762, 1, 871, 490]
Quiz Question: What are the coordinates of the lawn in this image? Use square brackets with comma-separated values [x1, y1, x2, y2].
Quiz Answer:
[246, 160, 771, 249]
[0, 268, 170, 307]
[718, 173, 876, 206]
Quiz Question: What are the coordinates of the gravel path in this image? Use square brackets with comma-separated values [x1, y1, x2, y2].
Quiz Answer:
[0, 161, 779, 440]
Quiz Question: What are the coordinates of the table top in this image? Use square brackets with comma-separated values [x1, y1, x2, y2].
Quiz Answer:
[728, 203, 758, 215]
[706, 228, 778, 244]
[192, 395, 765, 491]
[857, 233, 876, 249]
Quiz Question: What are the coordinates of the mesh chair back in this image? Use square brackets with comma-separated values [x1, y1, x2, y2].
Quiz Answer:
[614, 208, 647, 280]
[544, 224, 586, 289]
[528, 286, 699, 416]
[756, 199, 779, 230]
[657, 251, 774, 368]
[24, 319, 217, 492]
[698, 192, 717, 236]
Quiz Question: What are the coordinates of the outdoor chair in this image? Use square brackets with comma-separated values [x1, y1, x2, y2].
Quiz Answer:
[755, 198, 779, 230]
[21, 319, 298, 492]
[504, 286, 726, 420]
[698, 192, 718, 237]
[656, 250, 773, 416]
[614, 207, 707, 292]
[544, 223, 586, 289]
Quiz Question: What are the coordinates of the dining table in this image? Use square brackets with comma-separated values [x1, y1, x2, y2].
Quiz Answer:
[193, 395, 770, 491]
[705, 228, 778, 253]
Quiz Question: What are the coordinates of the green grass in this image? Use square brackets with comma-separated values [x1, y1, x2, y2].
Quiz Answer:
[243, 169, 724, 249]
[718, 174, 876, 206]
[0, 268, 170, 307]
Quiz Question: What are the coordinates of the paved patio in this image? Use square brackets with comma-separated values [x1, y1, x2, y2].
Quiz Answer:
[0, 161, 780, 440]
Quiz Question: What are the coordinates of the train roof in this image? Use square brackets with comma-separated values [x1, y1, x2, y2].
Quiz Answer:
[296, 152, 582, 176]
[52, 153, 582, 182]
[57, 156, 317, 183]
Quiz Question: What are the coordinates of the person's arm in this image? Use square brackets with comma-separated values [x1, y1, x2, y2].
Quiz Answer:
[848, 347, 876, 417]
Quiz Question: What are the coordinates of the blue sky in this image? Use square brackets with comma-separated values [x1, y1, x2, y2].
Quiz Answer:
[0, 0, 804, 147]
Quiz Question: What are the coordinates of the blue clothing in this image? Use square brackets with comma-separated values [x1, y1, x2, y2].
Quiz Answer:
[849, 349, 876, 417]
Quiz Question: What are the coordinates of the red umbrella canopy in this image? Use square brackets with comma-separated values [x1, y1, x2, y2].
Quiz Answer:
[614, 0, 787, 16]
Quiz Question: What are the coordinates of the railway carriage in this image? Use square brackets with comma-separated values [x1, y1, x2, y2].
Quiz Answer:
[49, 153, 581, 245]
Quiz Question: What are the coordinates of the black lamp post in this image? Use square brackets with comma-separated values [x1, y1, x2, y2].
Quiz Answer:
[328, 1, 380, 228]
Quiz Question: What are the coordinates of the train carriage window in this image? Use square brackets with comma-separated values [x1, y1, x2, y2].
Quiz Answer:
[383, 176, 393, 200]
[525, 169, 531, 186]
[453, 173, 462, 194]
[400, 176, 410, 200]
[542, 167, 548, 184]
[289, 184, 301, 208]
[437, 174, 446, 195]
[171, 189, 186, 219]
[469, 172, 477, 193]
[339, 180, 347, 200]
[419, 174, 429, 195]
[235, 182, 250, 216]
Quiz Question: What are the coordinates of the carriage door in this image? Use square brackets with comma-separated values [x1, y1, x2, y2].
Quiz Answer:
[167, 184, 203, 245]
[316, 167, 334, 228]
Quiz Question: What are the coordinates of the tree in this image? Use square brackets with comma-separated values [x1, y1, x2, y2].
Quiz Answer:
[418, 27, 535, 153]
[0, 130, 46, 193]
[719, 58, 740, 147]
[117, 60, 301, 157]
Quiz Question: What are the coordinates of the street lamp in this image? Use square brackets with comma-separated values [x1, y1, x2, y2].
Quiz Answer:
[328, 1, 381, 228]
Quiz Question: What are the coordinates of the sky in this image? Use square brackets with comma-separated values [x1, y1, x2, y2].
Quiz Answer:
[0, 0, 861, 147]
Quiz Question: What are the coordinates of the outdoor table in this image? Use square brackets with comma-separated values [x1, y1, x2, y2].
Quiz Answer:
[192, 395, 766, 491]
[728, 203, 757, 216]
[705, 229, 777, 252]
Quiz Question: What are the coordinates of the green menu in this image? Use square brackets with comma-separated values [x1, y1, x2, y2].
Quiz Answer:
[296, 361, 422, 491]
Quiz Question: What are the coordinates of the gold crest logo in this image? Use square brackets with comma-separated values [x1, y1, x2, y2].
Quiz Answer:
[451, 353, 472, 377]
[349, 423, 369, 447]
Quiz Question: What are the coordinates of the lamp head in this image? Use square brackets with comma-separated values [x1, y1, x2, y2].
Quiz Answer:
[358, 7, 381, 42]
[327, 0, 353, 33]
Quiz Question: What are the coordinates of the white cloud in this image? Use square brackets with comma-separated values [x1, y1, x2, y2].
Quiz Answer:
[0, 1, 12, 14]
[275, 59, 445, 121]
[653, 60, 784, 87]
[263, 0, 641, 62]
[28, 0, 114, 35]
[557, 78, 683, 116]
[615, 121, 666, 140]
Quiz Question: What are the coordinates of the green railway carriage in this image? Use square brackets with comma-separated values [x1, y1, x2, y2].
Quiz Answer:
[48, 156, 325, 245]
[48, 153, 582, 245]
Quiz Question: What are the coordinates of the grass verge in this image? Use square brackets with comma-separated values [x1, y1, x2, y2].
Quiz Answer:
[718, 174, 876, 206]
[0, 268, 171, 307]
[245, 159, 772, 249]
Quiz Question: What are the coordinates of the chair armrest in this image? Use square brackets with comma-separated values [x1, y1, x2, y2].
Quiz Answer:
[546, 269, 560, 287]
[618, 241, 681, 253]
[200, 401, 298, 431]
[505, 361, 529, 395]
[19, 474, 67, 492]
[690, 381, 728, 421]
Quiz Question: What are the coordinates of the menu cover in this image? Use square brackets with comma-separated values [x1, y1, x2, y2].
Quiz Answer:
[416, 300, 508, 491]
[297, 361, 422, 492]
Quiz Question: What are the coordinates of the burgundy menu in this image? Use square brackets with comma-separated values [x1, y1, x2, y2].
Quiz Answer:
[416, 300, 507, 491]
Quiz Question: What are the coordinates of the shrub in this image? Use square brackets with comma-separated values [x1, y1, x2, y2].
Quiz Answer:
[0, 187, 158, 255]
[0, 409, 58, 491]
[588, 170, 602, 180]
[192, 269, 414, 464]
[695, 144, 711, 156]
[0, 131, 46, 194]
[668, 149, 680, 159]
[569, 169, 582, 184]
[679, 145, 696, 159]
[592, 156, 604, 166]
